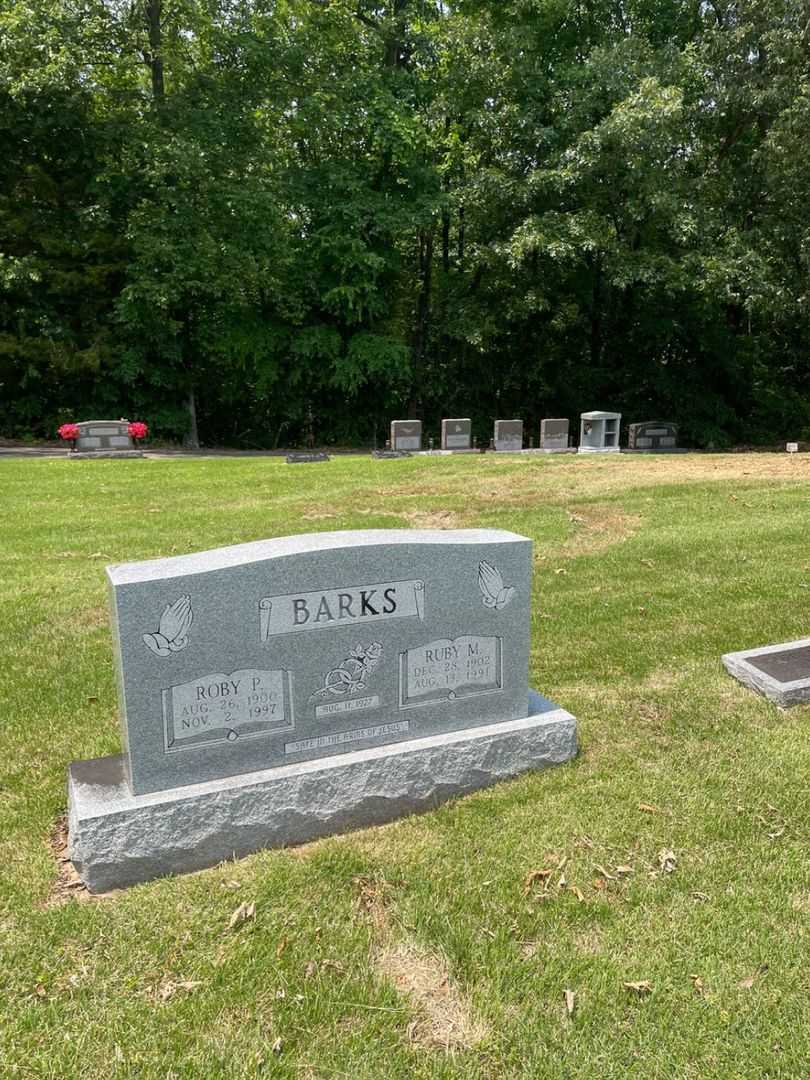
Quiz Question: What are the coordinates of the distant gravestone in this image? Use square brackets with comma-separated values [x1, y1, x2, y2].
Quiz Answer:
[67, 529, 577, 891]
[373, 449, 411, 460]
[578, 411, 621, 453]
[73, 420, 143, 459]
[494, 420, 523, 452]
[723, 639, 810, 707]
[786, 442, 799, 454]
[627, 421, 679, 451]
[441, 418, 472, 451]
[286, 452, 330, 464]
[390, 420, 422, 452]
[540, 419, 569, 451]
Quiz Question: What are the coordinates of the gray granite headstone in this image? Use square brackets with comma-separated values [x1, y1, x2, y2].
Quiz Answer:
[390, 421, 422, 451]
[373, 449, 411, 459]
[73, 420, 143, 459]
[441, 418, 472, 450]
[540, 419, 569, 451]
[722, 639, 810, 707]
[67, 529, 577, 890]
[627, 421, 679, 450]
[494, 420, 523, 452]
[106, 530, 534, 795]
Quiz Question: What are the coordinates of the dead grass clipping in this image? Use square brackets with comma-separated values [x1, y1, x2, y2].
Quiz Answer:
[355, 876, 489, 1053]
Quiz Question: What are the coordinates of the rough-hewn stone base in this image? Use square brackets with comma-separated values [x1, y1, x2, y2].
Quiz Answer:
[69, 450, 144, 459]
[68, 691, 576, 892]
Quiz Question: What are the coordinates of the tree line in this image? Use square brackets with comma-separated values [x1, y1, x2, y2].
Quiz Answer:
[1, 0, 808, 447]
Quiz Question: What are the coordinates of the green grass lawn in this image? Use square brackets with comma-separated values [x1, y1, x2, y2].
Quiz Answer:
[1, 452, 809, 1078]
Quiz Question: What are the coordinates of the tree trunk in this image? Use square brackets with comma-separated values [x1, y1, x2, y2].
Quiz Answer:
[409, 227, 434, 416]
[145, 0, 165, 104]
[185, 387, 200, 449]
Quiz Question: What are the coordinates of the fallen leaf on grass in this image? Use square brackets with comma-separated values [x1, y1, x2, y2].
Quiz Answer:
[321, 959, 346, 975]
[738, 965, 769, 989]
[624, 981, 653, 996]
[638, 803, 659, 814]
[689, 974, 705, 995]
[563, 989, 576, 1017]
[658, 849, 677, 873]
[228, 901, 256, 929]
[615, 865, 634, 876]
[569, 885, 585, 903]
[595, 865, 616, 881]
[523, 868, 553, 895]
[271, 1037, 283, 1056]
[305, 961, 317, 979]
[157, 979, 202, 1002]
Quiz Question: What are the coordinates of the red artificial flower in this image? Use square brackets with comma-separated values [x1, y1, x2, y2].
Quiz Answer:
[128, 421, 148, 440]
[57, 423, 80, 441]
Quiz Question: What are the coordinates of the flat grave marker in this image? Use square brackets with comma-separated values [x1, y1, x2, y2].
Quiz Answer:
[722, 638, 810, 707]
[286, 452, 330, 464]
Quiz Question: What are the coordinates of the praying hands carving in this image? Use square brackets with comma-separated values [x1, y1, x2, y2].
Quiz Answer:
[143, 595, 193, 658]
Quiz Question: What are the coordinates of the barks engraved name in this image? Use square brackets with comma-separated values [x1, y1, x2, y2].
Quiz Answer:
[259, 579, 424, 639]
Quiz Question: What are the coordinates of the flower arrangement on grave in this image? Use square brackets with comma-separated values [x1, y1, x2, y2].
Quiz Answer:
[128, 421, 148, 444]
[57, 422, 80, 449]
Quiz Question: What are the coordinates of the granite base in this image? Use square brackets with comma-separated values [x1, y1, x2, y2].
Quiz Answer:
[68, 691, 576, 892]
[70, 450, 144, 460]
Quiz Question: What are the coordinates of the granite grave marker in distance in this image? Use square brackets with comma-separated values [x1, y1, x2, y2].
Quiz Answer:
[540, 418, 569, 451]
[73, 420, 143, 459]
[286, 451, 331, 464]
[441, 418, 472, 451]
[390, 420, 422, 451]
[578, 411, 621, 453]
[494, 420, 524, 452]
[722, 638, 810, 707]
[68, 529, 577, 891]
[627, 421, 679, 451]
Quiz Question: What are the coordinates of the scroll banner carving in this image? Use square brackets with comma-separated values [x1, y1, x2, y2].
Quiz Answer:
[259, 579, 425, 639]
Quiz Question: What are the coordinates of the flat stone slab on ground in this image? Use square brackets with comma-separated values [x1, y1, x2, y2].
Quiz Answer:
[286, 452, 330, 463]
[722, 638, 810, 707]
[68, 690, 577, 892]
